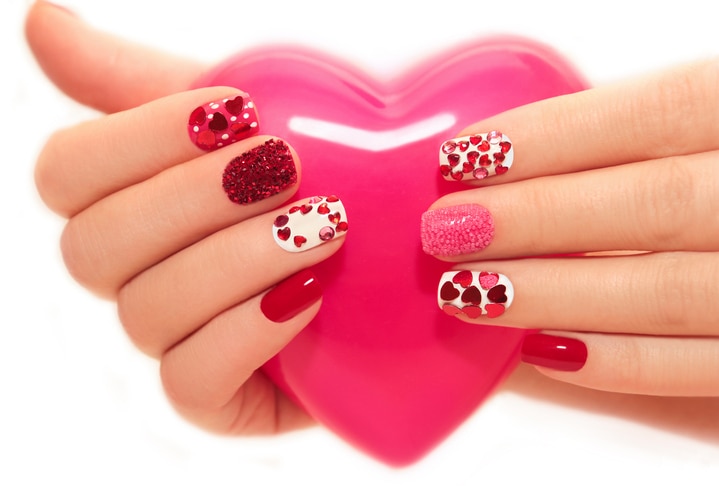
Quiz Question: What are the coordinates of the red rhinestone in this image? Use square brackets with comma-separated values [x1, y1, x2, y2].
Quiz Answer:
[274, 215, 289, 227]
[469, 135, 482, 145]
[336, 221, 349, 232]
[462, 162, 473, 173]
[494, 152, 506, 163]
[325, 195, 340, 203]
[440, 281, 460, 301]
[451, 270, 473, 288]
[289, 206, 301, 214]
[461, 286, 482, 306]
[495, 165, 509, 175]
[478, 154, 491, 167]
[478, 140, 490, 152]
[458, 141, 470, 152]
[230, 122, 251, 135]
[441, 141, 457, 154]
[208, 113, 228, 132]
[466, 151, 479, 164]
[500, 141, 512, 153]
[317, 203, 330, 214]
[277, 227, 291, 241]
[293, 235, 307, 247]
[224, 96, 245, 116]
[189, 106, 206, 126]
[300, 204, 313, 215]
[328, 212, 341, 224]
[196, 130, 216, 149]
[447, 154, 460, 167]
[439, 165, 451, 176]
[451, 171, 464, 181]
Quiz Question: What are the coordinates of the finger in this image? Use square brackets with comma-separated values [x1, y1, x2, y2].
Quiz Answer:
[436, 252, 719, 336]
[36, 87, 259, 217]
[118, 196, 349, 357]
[159, 270, 320, 434]
[520, 332, 719, 396]
[25, 1, 204, 112]
[439, 58, 719, 185]
[422, 150, 719, 260]
[61, 137, 298, 298]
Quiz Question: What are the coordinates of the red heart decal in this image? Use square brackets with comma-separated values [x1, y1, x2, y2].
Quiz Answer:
[461, 286, 483, 306]
[195, 38, 587, 465]
[224, 95, 245, 116]
[440, 281, 460, 301]
[452, 270, 474, 288]
[479, 271, 500, 290]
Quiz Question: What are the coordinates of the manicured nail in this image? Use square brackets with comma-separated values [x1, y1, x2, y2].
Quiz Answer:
[260, 270, 322, 323]
[438, 270, 514, 319]
[222, 139, 297, 205]
[421, 204, 494, 256]
[521, 334, 588, 372]
[188, 94, 259, 150]
[439, 131, 513, 181]
[273, 196, 348, 252]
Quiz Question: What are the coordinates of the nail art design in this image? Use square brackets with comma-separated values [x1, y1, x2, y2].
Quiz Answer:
[438, 270, 513, 319]
[222, 139, 297, 205]
[439, 131, 513, 181]
[421, 204, 494, 256]
[273, 196, 348, 252]
[188, 94, 259, 150]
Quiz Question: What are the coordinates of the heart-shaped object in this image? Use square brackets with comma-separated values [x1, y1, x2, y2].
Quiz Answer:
[195, 38, 587, 465]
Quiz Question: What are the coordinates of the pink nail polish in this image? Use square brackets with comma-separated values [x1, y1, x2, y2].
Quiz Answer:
[260, 270, 322, 323]
[222, 139, 297, 205]
[421, 204, 494, 256]
[521, 334, 587, 372]
[188, 94, 259, 151]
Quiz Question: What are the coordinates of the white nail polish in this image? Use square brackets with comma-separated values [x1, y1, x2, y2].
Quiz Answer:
[438, 270, 514, 319]
[273, 196, 349, 252]
[439, 131, 514, 181]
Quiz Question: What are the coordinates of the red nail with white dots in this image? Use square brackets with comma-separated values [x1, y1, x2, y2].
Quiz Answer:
[188, 94, 259, 151]
[439, 131, 513, 181]
[438, 270, 514, 319]
[273, 196, 349, 253]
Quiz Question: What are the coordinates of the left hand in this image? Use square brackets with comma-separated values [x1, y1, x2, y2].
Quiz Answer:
[423, 59, 719, 396]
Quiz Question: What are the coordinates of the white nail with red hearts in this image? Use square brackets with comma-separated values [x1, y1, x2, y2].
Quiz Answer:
[438, 270, 514, 319]
[273, 196, 349, 252]
[439, 131, 513, 181]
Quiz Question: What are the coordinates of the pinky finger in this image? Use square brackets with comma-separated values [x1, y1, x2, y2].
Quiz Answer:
[521, 332, 719, 397]
[159, 270, 321, 434]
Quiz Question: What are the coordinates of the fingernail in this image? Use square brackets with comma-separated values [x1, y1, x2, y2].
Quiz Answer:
[421, 204, 494, 256]
[188, 94, 259, 151]
[521, 334, 588, 372]
[222, 139, 297, 205]
[273, 196, 348, 252]
[438, 270, 514, 319]
[439, 131, 513, 181]
[260, 270, 322, 323]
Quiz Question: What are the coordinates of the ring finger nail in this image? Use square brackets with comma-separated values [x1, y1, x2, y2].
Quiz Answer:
[222, 139, 297, 204]
[188, 94, 260, 150]
[438, 270, 514, 319]
[439, 131, 513, 181]
[260, 269, 323, 323]
[421, 204, 494, 256]
[273, 196, 349, 252]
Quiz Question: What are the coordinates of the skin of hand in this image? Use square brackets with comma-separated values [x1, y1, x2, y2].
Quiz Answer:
[428, 59, 719, 397]
[25, 1, 350, 434]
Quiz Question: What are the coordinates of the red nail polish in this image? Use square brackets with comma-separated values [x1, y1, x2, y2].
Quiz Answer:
[260, 270, 322, 323]
[521, 334, 587, 372]
[188, 94, 259, 151]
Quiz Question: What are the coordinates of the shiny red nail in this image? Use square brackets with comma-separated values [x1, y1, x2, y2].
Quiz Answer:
[188, 94, 259, 150]
[521, 334, 587, 372]
[260, 270, 322, 323]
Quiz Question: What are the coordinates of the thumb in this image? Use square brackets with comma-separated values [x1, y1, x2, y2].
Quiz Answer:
[25, 1, 208, 113]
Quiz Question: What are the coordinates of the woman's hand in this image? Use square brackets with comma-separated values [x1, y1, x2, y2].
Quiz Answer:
[424, 59, 719, 396]
[27, 2, 349, 434]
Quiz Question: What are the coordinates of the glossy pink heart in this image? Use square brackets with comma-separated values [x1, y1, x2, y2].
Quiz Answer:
[195, 38, 587, 465]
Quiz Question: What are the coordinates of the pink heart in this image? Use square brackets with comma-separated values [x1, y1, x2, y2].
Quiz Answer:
[195, 38, 587, 465]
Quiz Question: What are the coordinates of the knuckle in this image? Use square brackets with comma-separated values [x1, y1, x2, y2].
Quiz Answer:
[34, 131, 69, 215]
[59, 217, 117, 298]
[634, 161, 697, 247]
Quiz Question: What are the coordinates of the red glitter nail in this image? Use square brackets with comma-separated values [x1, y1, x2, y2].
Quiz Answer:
[188, 94, 259, 151]
[222, 139, 297, 205]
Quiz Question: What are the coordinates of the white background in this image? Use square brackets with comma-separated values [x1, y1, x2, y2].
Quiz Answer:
[3, 0, 719, 484]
